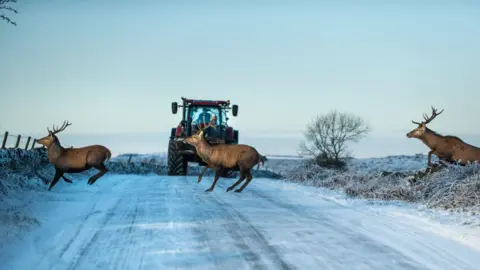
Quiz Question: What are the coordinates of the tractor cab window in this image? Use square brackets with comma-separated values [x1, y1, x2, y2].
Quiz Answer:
[189, 106, 220, 126]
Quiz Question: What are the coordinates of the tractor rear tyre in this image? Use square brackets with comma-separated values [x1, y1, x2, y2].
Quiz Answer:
[168, 140, 187, 175]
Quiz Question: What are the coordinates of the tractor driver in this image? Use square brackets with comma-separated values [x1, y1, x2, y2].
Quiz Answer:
[196, 107, 211, 124]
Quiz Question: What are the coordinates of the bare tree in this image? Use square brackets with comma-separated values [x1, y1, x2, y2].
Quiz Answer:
[300, 110, 371, 168]
[1, 0, 18, 26]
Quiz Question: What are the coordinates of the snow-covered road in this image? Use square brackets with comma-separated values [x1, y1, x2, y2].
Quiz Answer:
[1, 174, 480, 270]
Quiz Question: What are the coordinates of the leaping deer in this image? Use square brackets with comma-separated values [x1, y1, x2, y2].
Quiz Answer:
[35, 121, 112, 191]
[406, 106, 480, 167]
[180, 121, 267, 193]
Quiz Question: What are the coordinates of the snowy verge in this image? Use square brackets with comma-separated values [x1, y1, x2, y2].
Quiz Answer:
[0, 149, 279, 199]
[281, 155, 480, 216]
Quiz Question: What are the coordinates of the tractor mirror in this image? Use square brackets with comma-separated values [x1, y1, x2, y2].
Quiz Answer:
[232, 105, 238, 116]
[171, 102, 178, 114]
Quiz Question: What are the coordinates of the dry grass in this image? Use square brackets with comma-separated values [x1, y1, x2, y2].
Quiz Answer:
[284, 159, 480, 214]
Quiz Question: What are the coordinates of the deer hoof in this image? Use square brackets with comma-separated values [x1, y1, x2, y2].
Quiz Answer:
[205, 188, 214, 192]
[234, 189, 242, 193]
[226, 187, 233, 192]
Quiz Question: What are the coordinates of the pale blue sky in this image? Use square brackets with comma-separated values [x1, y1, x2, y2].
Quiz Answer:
[1, 1, 480, 156]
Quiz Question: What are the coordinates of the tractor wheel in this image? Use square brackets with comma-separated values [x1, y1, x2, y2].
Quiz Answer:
[167, 140, 187, 175]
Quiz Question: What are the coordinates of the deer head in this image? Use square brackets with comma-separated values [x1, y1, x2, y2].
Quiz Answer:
[36, 120, 72, 147]
[183, 120, 216, 147]
[406, 106, 444, 139]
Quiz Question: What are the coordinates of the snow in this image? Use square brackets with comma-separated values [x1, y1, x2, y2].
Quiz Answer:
[1, 149, 480, 269]
[0, 173, 480, 269]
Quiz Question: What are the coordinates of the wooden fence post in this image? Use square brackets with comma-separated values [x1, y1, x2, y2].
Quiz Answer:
[25, 136, 31, 150]
[31, 139, 36, 149]
[14, 134, 21, 148]
[1, 131, 7, 149]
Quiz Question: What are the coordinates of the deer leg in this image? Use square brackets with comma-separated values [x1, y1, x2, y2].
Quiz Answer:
[198, 166, 209, 183]
[88, 163, 108, 185]
[427, 151, 433, 167]
[62, 175, 73, 183]
[235, 171, 253, 193]
[438, 160, 448, 167]
[226, 171, 246, 192]
[48, 169, 64, 191]
[205, 168, 222, 192]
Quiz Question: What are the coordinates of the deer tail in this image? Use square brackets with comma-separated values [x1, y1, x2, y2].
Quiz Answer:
[256, 154, 267, 170]
[105, 149, 112, 162]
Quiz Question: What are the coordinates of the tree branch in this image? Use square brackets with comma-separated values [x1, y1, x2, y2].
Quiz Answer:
[1, 0, 17, 26]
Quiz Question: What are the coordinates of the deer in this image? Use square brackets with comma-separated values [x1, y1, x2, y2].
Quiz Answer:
[406, 106, 480, 167]
[180, 121, 267, 193]
[35, 121, 112, 191]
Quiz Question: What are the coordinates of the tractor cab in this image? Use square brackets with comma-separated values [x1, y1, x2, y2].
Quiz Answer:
[171, 97, 238, 144]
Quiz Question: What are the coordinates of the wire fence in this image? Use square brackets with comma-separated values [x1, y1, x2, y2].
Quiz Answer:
[1, 131, 40, 150]
[1, 131, 74, 150]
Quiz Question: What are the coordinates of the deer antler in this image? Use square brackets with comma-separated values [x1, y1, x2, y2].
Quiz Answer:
[412, 106, 444, 125]
[47, 120, 72, 135]
[423, 106, 444, 124]
[198, 119, 217, 136]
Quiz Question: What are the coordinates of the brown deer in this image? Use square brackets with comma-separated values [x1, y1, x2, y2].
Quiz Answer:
[181, 122, 267, 193]
[35, 121, 112, 191]
[406, 106, 480, 167]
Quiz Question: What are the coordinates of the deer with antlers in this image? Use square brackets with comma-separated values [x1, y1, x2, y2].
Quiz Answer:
[406, 106, 480, 167]
[35, 121, 112, 191]
[180, 121, 267, 193]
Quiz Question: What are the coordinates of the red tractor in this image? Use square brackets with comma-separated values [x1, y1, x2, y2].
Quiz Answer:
[167, 97, 239, 176]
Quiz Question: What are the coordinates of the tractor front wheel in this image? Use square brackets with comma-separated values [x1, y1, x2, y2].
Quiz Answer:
[167, 140, 187, 175]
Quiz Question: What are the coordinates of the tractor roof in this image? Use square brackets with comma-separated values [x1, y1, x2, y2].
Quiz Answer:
[182, 97, 230, 106]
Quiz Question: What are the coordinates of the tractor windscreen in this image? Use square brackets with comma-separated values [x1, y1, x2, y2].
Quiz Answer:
[187, 106, 222, 126]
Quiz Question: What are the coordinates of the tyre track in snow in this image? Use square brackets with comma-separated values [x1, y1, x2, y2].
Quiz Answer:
[66, 195, 124, 269]
[3, 175, 480, 270]
[212, 189, 422, 269]
[182, 190, 228, 269]
[161, 178, 228, 270]
[212, 194, 293, 270]
[29, 178, 123, 270]
[247, 188, 474, 270]
[194, 191, 294, 270]
[66, 186, 149, 270]
[162, 176, 289, 270]
[58, 205, 102, 258]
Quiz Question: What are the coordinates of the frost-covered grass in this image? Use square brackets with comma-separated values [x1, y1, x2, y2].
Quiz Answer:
[281, 155, 480, 215]
[0, 148, 58, 196]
